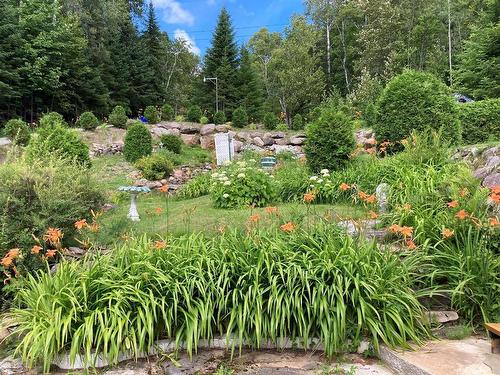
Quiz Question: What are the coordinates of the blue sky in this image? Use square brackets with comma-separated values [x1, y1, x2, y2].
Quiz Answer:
[151, 0, 304, 56]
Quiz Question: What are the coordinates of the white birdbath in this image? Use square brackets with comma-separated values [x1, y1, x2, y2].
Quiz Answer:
[118, 186, 151, 222]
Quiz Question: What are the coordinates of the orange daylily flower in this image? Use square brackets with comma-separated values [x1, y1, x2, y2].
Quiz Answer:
[406, 240, 417, 250]
[489, 217, 500, 226]
[6, 248, 20, 259]
[89, 222, 100, 233]
[265, 206, 278, 214]
[339, 183, 351, 191]
[280, 222, 296, 233]
[155, 207, 163, 215]
[249, 214, 261, 223]
[46, 250, 57, 258]
[447, 200, 459, 208]
[358, 191, 369, 200]
[402, 204, 412, 211]
[303, 192, 315, 203]
[459, 188, 469, 197]
[364, 194, 376, 204]
[159, 185, 169, 193]
[31, 245, 43, 254]
[368, 211, 379, 219]
[389, 224, 402, 233]
[399, 226, 413, 238]
[490, 193, 500, 204]
[74, 219, 88, 230]
[44, 228, 63, 245]
[455, 210, 469, 220]
[442, 228, 454, 239]
[153, 240, 167, 249]
[1, 256, 13, 268]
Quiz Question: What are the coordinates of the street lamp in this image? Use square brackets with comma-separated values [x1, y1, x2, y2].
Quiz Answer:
[203, 77, 219, 113]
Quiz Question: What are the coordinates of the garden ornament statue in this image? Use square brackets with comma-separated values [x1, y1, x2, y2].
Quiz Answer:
[375, 183, 390, 214]
[118, 186, 151, 221]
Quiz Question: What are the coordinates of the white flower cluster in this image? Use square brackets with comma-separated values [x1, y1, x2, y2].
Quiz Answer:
[308, 169, 332, 189]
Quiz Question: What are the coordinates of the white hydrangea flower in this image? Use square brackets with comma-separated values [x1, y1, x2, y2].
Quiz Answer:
[320, 169, 329, 175]
[237, 173, 246, 178]
[212, 173, 220, 178]
[223, 193, 229, 198]
[310, 176, 318, 181]
[310, 184, 315, 188]
[270, 175, 275, 178]
[224, 180, 231, 186]
[220, 176, 228, 181]
[318, 179, 323, 183]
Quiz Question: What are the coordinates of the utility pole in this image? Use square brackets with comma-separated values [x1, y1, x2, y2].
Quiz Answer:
[203, 77, 219, 113]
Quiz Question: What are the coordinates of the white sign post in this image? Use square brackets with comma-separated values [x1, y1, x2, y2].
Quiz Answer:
[215, 133, 235, 165]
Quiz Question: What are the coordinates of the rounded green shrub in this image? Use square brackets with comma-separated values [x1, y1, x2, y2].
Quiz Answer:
[108, 105, 128, 128]
[39, 112, 67, 128]
[375, 70, 460, 144]
[76, 111, 99, 130]
[4, 119, 30, 145]
[161, 104, 174, 121]
[292, 114, 304, 130]
[276, 123, 288, 131]
[200, 116, 209, 125]
[213, 111, 226, 125]
[232, 107, 248, 128]
[459, 99, 500, 144]
[27, 123, 90, 166]
[123, 122, 152, 163]
[305, 109, 356, 172]
[175, 115, 185, 122]
[160, 134, 183, 154]
[363, 103, 377, 128]
[187, 105, 202, 123]
[263, 113, 277, 130]
[135, 152, 174, 181]
[144, 106, 160, 124]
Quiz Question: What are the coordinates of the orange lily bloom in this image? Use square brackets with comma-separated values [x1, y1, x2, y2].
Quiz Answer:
[155, 207, 163, 215]
[153, 240, 167, 249]
[489, 217, 500, 226]
[442, 228, 454, 239]
[6, 248, 20, 259]
[74, 219, 88, 230]
[303, 192, 315, 203]
[280, 222, 296, 233]
[389, 224, 402, 233]
[339, 183, 351, 191]
[406, 240, 417, 250]
[46, 250, 57, 258]
[364, 194, 376, 204]
[447, 200, 459, 208]
[455, 210, 469, 220]
[358, 191, 369, 200]
[249, 214, 261, 223]
[368, 211, 379, 219]
[490, 193, 500, 204]
[1, 256, 13, 268]
[159, 185, 169, 193]
[400, 226, 413, 238]
[31, 245, 43, 254]
[459, 188, 469, 197]
[44, 228, 63, 245]
[265, 206, 278, 214]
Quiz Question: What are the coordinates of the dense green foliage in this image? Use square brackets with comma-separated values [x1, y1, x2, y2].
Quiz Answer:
[27, 123, 90, 166]
[200, 116, 209, 125]
[159, 134, 183, 154]
[263, 113, 277, 130]
[4, 119, 30, 145]
[375, 70, 460, 144]
[0, 155, 103, 282]
[232, 107, 248, 128]
[291, 114, 304, 130]
[211, 161, 275, 208]
[176, 173, 212, 200]
[8, 224, 429, 370]
[458, 99, 500, 144]
[161, 104, 174, 121]
[123, 122, 152, 163]
[187, 105, 202, 123]
[213, 111, 226, 125]
[305, 109, 356, 172]
[108, 106, 128, 128]
[135, 152, 174, 180]
[75, 111, 99, 130]
[144, 106, 159, 124]
[39, 112, 67, 128]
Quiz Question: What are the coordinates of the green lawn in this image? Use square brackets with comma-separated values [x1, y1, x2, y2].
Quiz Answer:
[91, 154, 366, 243]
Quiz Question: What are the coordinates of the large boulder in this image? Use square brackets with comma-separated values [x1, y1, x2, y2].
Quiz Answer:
[483, 173, 500, 189]
[180, 134, 200, 146]
[289, 136, 306, 146]
[252, 137, 265, 148]
[215, 125, 230, 133]
[200, 135, 215, 150]
[179, 125, 199, 134]
[200, 124, 216, 136]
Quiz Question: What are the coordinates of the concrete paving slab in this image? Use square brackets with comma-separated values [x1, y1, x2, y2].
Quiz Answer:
[381, 337, 500, 375]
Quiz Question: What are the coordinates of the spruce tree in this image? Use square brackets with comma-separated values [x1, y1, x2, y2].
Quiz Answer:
[238, 46, 265, 122]
[202, 8, 239, 118]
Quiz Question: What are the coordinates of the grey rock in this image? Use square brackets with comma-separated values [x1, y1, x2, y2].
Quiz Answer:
[271, 132, 286, 139]
[200, 135, 215, 150]
[160, 122, 181, 130]
[146, 181, 163, 189]
[271, 145, 300, 155]
[262, 135, 275, 146]
[485, 155, 500, 169]
[134, 179, 148, 187]
[473, 166, 494, 180]
[483, 172, 500, 188]
[67, 247, 86, 258]
[150, 127, 170, 137]
[215, 125, 230, 133]
[180, 134, 200, 146]
[289, 137, 306, 146]
[276, 137, 290, 146]
[179, 125, 199, 134]
[0, 356, 28, 375]
[483, 146, 499, 158]
[427, 310, 459, 324]
[233, 140, 244, 153]
[235, 132, 252, 142]
[0, 137, 12, 147]
[338, 220, 358, 236]
[200, 124, 215, 136]
[253, 137, 265, 147]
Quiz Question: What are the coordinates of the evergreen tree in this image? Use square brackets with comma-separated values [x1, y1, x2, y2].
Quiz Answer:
[238, 46, 265, 122]
[201, 8, 239, 118]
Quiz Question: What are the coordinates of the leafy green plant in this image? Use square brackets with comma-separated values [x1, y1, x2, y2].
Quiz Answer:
[276, 123, 288, 131]
[200, 116, 209, 125]
[232, 107, 248, 128]
[175, 173, 211, 200]
[135, 152, 174, 180]
[213, 111, 226, 125]
[4, 119, 30, 145]
[375, 70, 460, 145]
[187, 105, 202, 123]
[175, 115, 185, 122]
[274, 159, 310, 201]
[7, 224, 429, 371]
[263, 112, 277, 130]
[305, 108, 356, 172]
[123, 122, 152, 163]
[160, 134, 183, 154]
[292, 114, 303, 130]
[39, 112, 67, 128]
[27, 123, 90, 166]
[211, 160, 275, 208]
[76, 111, 99, 130]
[458, 99, 500, 144]
[108, 106, 128, 128]
[161, 104, 174, 121]
[144, 106, 160, 124]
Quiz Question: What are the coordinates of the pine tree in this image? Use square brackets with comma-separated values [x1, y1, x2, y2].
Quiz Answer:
[238, 46, 265, 122]
[201, 8, 239, 118]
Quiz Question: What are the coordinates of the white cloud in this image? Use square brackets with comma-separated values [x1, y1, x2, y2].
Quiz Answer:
[174, 29, 201, 55]
[152, 0, 194, 25]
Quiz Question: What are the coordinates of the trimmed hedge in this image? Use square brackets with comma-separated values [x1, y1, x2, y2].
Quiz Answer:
[232, 107, 248, 128]
[123, 122, 152, 163]
[263, 113, 277, 130]
[4, 119, 30, 145]
[187, 105, 202, 123]
[108, 106, 128, 128]
[459, 99, 500, 144]
[305, 109, 356, 172]
[160, 134, 183, 154]
[76, 111, 99, 130]
[161, 104, 174, 121]
[39, 112, 67, 128]
[213, 111, 226, 125]
[135, 152, 174, 180]
[144, 106, 160, 124]
[375, 70, 461, 144]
